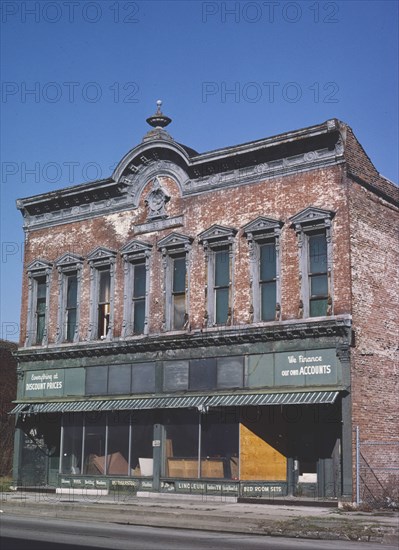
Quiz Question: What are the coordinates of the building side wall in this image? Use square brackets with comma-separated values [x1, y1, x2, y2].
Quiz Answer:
[18, 165, 351, 346]
[0, 341, 17, 476]
[349, 180, 399, 493]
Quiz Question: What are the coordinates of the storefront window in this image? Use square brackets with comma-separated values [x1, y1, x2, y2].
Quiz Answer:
[130, 411, 155, 477]
[106, 411, 130, 476]
[61, 413, 83, 475]
[164, 410, 199, 479]
[83, 412, 106, 475]
[201, 409, 239, 479]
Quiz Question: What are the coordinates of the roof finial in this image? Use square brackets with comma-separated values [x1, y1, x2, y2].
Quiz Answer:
[146, 100, 172, 129]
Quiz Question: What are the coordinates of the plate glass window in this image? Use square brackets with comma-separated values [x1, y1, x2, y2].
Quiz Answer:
[308, 233, 328, 316]
[259, 243, 276, 321]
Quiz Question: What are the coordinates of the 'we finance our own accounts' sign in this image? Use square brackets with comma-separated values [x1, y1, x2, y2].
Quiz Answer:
[274, 349, 339, 387]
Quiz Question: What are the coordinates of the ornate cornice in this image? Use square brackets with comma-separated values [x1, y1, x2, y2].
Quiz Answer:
[15, 316, 352, 362]
[17, 120, 346, 232]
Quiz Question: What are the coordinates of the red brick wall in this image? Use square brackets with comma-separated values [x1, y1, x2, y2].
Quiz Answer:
[19, 164, 352, 344]
[0, 340, 17, 476]
[348, 179, 399, 494]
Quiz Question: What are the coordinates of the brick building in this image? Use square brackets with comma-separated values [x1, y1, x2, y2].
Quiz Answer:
[0, 339, 17, 476]
[11, 105, 398, 500]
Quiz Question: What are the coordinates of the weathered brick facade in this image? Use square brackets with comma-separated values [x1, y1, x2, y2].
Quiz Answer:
[12, 113, 398, 501]
[0, 340, 17, 476]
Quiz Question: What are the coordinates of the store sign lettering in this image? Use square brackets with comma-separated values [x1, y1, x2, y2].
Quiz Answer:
[25, 370, 64, 397]
[275, 349, 339, 386]
[242, 484, 285, 495]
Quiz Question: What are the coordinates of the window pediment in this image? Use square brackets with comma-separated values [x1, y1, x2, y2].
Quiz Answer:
[55, 252, 84, 268]
[290, 207, 335, 231]
[87, 246, 117, 265]
[157, 232, 193, 253]
[26, 259, 53, 274]
[243, 217, 283, 240]
[198, 224, 237, 247]
[120, 239, 152, 261]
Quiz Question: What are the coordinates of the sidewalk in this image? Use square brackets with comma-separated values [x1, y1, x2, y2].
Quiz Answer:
[1, 490, 398, 545]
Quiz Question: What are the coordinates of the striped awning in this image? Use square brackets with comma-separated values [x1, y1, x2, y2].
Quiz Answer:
[10, 391, 339, 415]
[206, 390, 339, 407]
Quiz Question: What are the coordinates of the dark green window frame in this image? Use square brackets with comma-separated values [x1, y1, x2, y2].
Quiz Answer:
[132, 262, 146, 334]
[65, 272, 78, 342]
[214, 247, 230, 325]
[97, 267, 111, 339]
[171, 255, 187, 330]
[259, 242, 277, 321]
[308, 232, 328, 317]
[35, 276, 47, 345]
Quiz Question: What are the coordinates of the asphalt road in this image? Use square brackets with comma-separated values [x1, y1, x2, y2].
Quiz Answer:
[1, 515, 397, 550]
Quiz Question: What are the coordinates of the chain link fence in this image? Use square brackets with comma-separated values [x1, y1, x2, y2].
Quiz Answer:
[356, 429, 399, 508]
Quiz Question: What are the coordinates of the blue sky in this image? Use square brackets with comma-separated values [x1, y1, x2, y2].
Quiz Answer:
[1, 0, 398, 342]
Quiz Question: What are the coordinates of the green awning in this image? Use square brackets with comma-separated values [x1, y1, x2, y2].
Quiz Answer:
[206, 390, 339, 407]
[10, 391, 339, 415]
[10, 395, 208, 414]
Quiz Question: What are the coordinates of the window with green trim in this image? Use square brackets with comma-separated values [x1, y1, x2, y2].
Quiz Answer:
[214, 248, 230, 325]
[308, 232, 328, 317]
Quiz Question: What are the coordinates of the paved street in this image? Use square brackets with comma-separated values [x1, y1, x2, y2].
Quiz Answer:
[1, 516, 399, 550]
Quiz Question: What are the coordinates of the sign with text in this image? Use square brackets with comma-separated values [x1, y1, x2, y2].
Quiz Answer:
[25, 370, 65, 397]
[274, 349, 338, 387]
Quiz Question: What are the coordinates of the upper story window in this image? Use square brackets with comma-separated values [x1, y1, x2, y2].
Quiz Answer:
[308, 232, 328, 316]
[120, 240, 152, 337]
[25, 259, 52, 347]
[35, 277, 47, 343]
[243, 217, 283, 323]
[290, 207, 335, 318]
[87, 247, 117, 341]
[214, 248, 230, 325]
[198, 225, 237, 327]
[97, 268, 111, 339]
[55, 253, 83, 343]
[158, 232, 193, 331]
[171, 255, 187, 329]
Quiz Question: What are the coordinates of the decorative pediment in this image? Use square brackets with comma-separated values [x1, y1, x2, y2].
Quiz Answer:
[87, 246, 117, 264]
[290, 207, 335, 230]
[198, 224, 237, 246]
[243, 216, 283, 239]
[55, 252, 84, 267]
[157, 232, 193, 252]
[120, 239, 152, 260]
[26, 259, 53, 273]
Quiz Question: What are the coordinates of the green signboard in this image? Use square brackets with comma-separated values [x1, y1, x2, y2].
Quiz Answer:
[25, 370, 64, 397]
[24, 368, 85, 398]
[274, 349, 339, 387]
[246, 349, 340, 389]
